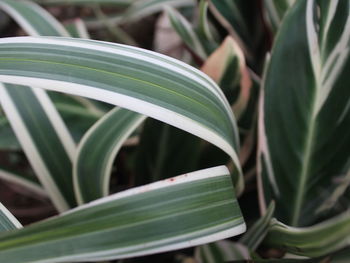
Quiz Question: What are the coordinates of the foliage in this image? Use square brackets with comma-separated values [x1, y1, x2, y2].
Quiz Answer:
[0, 0, 349, 262]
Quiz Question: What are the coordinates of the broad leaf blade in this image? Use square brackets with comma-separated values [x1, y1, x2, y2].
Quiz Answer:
[259, 0, 350, 226]
[0, 36, 243, 193]
[0, 166, 246, 263]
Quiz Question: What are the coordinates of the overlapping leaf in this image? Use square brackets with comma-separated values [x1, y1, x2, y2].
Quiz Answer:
[74, 107, 145, 203]
[0, 0, 76, 211]
[265, 211, 350, 257]
[0, 167, 246, 263]
[259, 0, 350, 226]
[0, 36, 243, 193]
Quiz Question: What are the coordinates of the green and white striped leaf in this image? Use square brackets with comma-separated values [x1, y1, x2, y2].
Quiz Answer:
[65, 19, 91, 39]
[74, 107, 145, 204]
[0, 0, 77, 211]
[195, 240, 250, 263]
[208, 0, 249, 54]
[134, 119, 202, 186]
[240, 201, 275, 251]
[265, 211, 350, 257]
[259, 0, 350, 226]
[0, 84, 76, 210]
[264, 0, 296, 33]
[165, 6, 208, 61]
[0, 0, 70, 37]
[124, 0, 195, 22]
[0, 166, 246, 263]
[32, 0, 134, 6]
[198, 0, 214, 44]
[0, 202, 22, 232]
[0, 36, 243, 193]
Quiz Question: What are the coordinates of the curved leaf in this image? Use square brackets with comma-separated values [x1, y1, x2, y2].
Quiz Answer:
[259, 0, 350, 226]
[0, 36, 243, 193]
[74, 107, 146, 204]
[265, 211, 350, 257]
[0, 0, 76, 211]
[0, 166, 246, 263]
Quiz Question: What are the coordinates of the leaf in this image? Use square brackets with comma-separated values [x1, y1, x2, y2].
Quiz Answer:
[32, 0, 134, 6]
[201, 36, 253, 119]
[0, 84, 76, 210]
[165, 6, 208, 61]
[0, 202, 22, 232]
[259, 0, 350, 226]
[0, 116, 20, 150]
[65, 19, 90, 39]
[208, 0, 250, 54]
[240, 201, 275, 250]
[0, 36, 243, 193]
[123, 0, 195, 22]
[133, 119, 202, 186]
[0, 0, 69, 37]
[74, 107, 145, 204]
[265, 211, 350, 257]
[0, 0, 77, 211]
[263, 0, 296, 33]
[195, 240, 251, 262]
[0, 166, 246, 263]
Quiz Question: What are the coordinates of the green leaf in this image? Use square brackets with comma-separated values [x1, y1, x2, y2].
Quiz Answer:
[0, 36, 243, 193]
[240, 201, 275, 250]
[0, 0, 70, 37]
[0, 116, 20, 150]
[134, 119, 202, 186]
[0, 202, 22, 232]
[265, 211, 350, 257]
[32, 0, 134, 6]
[263, 0, 296, 33]
[0, 84, 76, 210]
[0, 0, 77, 211]
[208, 0, 249, 54]
[195, 240, 251, 262]
[259, 0, 350, 226]
[124, 0, 195, 22]
[74, 107, 145, 204]
[165, 6, 208, 61]
[0, 166, 246, 263]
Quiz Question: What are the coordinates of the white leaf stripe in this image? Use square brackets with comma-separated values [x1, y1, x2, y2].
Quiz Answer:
[74, 107, 146, 204]
[0, 202, 22, 231]
[32, 88, 76, 161]
[321, 0, 339, 45]
[0, 85, 69, 212]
